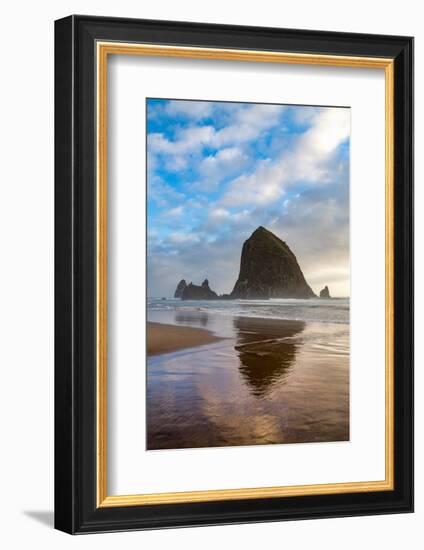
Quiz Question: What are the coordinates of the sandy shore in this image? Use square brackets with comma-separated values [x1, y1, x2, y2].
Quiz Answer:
[147, 322, 224, 356]
[147, 313, 350, 449]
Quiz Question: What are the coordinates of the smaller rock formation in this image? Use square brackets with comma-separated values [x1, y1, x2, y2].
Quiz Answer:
[181, 279, 218, 300]
[174, 279, 187, 298]
[319, 286, 331, 298]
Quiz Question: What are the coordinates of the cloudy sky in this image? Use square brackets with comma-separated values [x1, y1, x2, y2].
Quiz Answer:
[147, 99, 350, 298]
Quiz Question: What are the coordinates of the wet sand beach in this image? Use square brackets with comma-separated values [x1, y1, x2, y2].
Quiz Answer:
[147, 322, 224, 356]
[146, 308, 349, 450]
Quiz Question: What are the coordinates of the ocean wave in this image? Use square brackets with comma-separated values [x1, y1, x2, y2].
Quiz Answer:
[147, 298, 349, 324]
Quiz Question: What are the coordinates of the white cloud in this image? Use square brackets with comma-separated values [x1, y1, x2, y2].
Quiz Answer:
[200, 147, 246, 176]
[148, 175, 185, 207]
[213, 104, 286, 146]
[167, 205, 184, 217]
[220, 158, 285, 207]
[219, 107, 350, 208]
[282, 108, 350, 183]
[168, 232, 200, 244]
[147, 104, 287, 176]
[148, 125, 215, 156]
[165, 100, 213, 119]
[301, 108, 350, 155]
[190, 147, 248, 191]
[209, 207, 230, 220]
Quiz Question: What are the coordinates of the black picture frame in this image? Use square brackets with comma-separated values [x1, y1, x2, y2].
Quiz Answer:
[55, 14, 414, 534]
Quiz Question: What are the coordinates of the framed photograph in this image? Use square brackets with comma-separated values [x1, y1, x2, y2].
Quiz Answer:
[54, 15, 413, 533]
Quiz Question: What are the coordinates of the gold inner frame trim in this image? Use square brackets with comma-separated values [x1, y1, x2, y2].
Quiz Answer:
[96, 41, 395, 508]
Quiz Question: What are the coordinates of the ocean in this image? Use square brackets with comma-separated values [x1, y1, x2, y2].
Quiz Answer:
[148, 297, 349, 326]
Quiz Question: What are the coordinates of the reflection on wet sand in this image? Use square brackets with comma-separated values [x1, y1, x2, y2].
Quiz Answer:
[234, 317, 304, 397]
[146, 311, 349, 450]
[175, 311, 209, 327]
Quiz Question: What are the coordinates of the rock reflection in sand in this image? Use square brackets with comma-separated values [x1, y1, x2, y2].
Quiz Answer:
[146, 310, 349, 450]
[234, 317, 304, 397]
[175, 311, 209, 327]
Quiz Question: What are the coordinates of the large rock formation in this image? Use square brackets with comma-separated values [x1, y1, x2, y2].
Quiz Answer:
[173, 227, 316, 300]
[181, 279, 218, 300]
[230, 227, 315, 299]
[174, 279, 187, 298]
[319, 285, 331, 298]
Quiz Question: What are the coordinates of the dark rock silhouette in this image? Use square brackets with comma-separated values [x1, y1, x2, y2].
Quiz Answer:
[174, 279, 187, 298]
[174, 227, 316, 300]
[230, 227, 315, 299]
[181, 279, 218, 300]
[319, 286, 331, 298]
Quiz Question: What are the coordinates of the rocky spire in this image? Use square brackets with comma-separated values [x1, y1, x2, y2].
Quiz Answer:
[230, 227, 315, 299]
[181, 279, 218, 300]
[174, 279, 187, 298]
[319, 285, 331, 298]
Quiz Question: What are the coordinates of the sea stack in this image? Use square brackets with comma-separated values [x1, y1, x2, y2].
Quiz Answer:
[319, 285, 331, 298]
[230, 227, 315, 299]
[174, 279, 187, 298]
[181, 279, 218, 300]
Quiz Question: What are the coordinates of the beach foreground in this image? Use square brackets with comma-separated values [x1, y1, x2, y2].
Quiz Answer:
[146, 306, 349, 450]
[147, 322, 223, 356]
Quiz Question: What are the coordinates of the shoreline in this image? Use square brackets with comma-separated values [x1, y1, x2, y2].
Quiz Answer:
[147, 322, 224, 356]
[147, 315, 349, 449]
